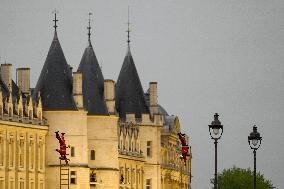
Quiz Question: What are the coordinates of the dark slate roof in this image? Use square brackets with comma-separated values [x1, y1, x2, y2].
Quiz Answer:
[0, 80, 20, 100]
[33, 31, 77, 111]
[77, 42, 109, 115]
[115, 48, 149, 118]
[0, 80, 9, 99]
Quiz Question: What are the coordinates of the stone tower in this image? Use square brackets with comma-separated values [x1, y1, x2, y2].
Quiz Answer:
[77, 18, 119, 189]
[33, 15, 90, 189]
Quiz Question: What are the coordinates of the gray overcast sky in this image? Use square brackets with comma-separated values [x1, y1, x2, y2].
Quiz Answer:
[1, 0, 284, 188]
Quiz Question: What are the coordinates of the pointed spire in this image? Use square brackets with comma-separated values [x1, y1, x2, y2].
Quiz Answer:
[33, 10, 77, 111]
[127, 6, 131, 49]
[87, 12, 93, 46]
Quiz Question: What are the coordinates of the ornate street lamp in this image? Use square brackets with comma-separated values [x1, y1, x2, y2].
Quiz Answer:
[248, 125, 262, 189]
[209, 113, 223, 189]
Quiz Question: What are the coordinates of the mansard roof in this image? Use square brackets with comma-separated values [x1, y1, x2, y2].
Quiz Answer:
[33, 31, 77, 111]
[77, 42, 109, 115]
[115, 48, 149, 118]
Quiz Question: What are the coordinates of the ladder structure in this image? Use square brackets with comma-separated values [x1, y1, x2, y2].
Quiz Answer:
[60, 160, 70, 189]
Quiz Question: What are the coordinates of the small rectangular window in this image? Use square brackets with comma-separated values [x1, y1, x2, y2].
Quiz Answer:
[90, 172, 97, 182]
[147, 141, 152, 157]
[70, 171, 77, 184]
[71, 147, 75, 157]
[90, 150, 95, 160]
[146, 179, 152, 189]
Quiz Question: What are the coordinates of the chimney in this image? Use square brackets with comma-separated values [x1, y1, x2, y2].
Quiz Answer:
[149, 82, 158, 115]
[73, 72, 83, 109]
[104, 79, 115, 114]
[0, 64, 12, 91]
[16, 68, 30, 94]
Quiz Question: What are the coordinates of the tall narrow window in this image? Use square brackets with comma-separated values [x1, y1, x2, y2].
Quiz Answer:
[70, 171, 77, 184]
[132, 169, 135, 184]
[19, 181, 24, 189]
[19, 138, 25, 168]
[137, 172, 140, 184]
[30, 140, 35, 169]
[71, 147, 75, 157]
[147, 141, 152, 157]
[9, 138, 14, 167]
[0, 136, 4, 166]
[90, 150, 95, 160]
[39, 141, 44, 170]
[146, 179, 152, 189]
[125, 169, 127, 184]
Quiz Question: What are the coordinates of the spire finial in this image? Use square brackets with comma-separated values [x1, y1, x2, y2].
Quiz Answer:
[53, 9, 59, 31]
[127, 6, 131, 47]
[88, 12, 93, 45]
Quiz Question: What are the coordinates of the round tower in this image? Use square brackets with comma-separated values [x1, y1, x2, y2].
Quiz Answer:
[33, 15, 90, 189]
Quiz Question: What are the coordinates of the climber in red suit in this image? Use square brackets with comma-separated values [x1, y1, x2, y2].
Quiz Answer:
[55, 131, 69, 165]
[178, 132, 190, 164]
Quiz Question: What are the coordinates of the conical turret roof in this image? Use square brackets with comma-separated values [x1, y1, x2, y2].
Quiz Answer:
[115, 48, 149, 118]
[77, 42, 109, 115]
[33, 31, 77, 110]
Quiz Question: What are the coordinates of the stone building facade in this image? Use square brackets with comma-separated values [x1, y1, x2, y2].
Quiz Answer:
[0, 15, 192, 189]
[0, 64, 48, 189]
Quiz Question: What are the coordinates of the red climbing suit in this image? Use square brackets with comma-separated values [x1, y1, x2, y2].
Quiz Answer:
[178, 132, 189, 164]
[55, 131, 69, 165]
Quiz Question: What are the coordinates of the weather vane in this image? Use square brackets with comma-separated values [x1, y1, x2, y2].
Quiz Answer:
[88, 12, 93, 43]
[127, 6, 131, 46]
[52, 9, 59, 31]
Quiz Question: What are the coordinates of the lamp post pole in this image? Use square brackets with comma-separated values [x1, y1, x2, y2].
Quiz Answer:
[214, 139, 218, 189]
[208, 113, 223, 189]
[253, 149, 256, 189]
[248, 125, 262, 189]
